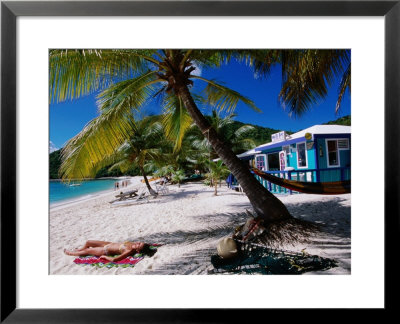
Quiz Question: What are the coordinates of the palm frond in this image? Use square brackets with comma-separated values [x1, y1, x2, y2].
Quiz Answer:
[278, 49, 350, 117]
[233, 50, 280, 78]
[108, 159, 132, 173]
[59, 73, 160, 180]
[233, 124, 255, 139]
[161, 94, 193, 151]
[335, 63, 351, 114]
[59, 110, 136, 180]
[232, 138, 256, 153]
[189, 50, 228, 69]
[191, 76, 261, 113]
[96, 71, 161, 114]
[49, 49, 159, 103]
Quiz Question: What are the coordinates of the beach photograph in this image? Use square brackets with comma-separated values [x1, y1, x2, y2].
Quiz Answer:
[49, 49, 351, 275]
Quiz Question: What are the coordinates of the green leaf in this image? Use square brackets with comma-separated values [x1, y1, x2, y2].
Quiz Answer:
[49, 49, 159, 103]
[191, 76, 261, 113]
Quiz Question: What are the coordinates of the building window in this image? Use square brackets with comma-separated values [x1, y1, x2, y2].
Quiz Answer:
[297, 142, 307, 168]
[255, 154, 267, 171]
[327, 140, 339, 166]
[325, 138, 349, 167]
[267, 153, 280, 171]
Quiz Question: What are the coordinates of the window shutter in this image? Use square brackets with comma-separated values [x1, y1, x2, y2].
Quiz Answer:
[338, 139, 349, 149]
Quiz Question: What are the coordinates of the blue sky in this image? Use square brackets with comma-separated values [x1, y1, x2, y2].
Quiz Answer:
[50, 59, 350, 149]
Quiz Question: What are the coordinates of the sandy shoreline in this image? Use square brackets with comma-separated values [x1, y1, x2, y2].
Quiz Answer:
[50, 176, 143, 210]
[50, 178, 351, 275]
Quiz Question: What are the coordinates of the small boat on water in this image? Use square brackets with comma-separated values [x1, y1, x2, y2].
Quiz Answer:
[69, 183, 81, 187]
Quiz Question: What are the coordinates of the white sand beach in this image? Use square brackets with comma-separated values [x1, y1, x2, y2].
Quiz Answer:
[50, 177, 351, 275]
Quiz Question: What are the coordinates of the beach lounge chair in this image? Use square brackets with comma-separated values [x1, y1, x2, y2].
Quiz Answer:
[231, 184, 244, 194]
[109, 189, 139, 204]
[115, 189, 138, 199]
[110, 191, 149, 207]
[155, 181, 169, 195]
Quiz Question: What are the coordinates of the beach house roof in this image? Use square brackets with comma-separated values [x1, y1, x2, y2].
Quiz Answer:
[236, 148, 258, 158]
[255, 124, 351, 152]
[232, 125, 351, 159]
[214, 125, 351, 162]
[286, 124, 351, 139]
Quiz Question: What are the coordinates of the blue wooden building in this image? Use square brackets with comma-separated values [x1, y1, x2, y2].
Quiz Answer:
[232, 125, 351, 194]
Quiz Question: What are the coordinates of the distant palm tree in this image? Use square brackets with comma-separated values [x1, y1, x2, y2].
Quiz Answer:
[171, 169, 186, 188]
[206, 160, 230, 195]
[87, 117, 163, 196]
[153, 165, 175, 180]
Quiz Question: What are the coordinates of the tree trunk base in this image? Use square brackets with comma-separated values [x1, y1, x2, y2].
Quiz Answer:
[149, 189, 158, 197]
[256, 218, 320, 248]
[235, 211, 320, 248]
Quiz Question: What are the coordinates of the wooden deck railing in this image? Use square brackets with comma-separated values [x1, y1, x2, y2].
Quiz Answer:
[227, 167, 350, 195]
[254, 167, 351, 194]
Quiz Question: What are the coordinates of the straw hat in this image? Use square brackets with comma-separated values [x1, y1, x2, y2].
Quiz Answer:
[217, 237, 238, 259]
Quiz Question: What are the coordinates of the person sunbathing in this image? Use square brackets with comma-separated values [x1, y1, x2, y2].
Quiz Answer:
[64, 240, 155, 262]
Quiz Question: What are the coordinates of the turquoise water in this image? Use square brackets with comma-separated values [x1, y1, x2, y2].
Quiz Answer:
[50, 179, 117, 204]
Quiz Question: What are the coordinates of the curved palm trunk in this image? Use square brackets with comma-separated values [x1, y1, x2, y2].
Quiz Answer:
[176, 85, 291, 223]
[140, 166, 157, 196]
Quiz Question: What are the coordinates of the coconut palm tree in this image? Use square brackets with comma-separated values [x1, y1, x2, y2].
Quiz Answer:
[206, 160, 230, 195]
[153, 165, 175, 180]
[50, 49, 330, 243]
[80, 116, 164, 196]
[171, 169, 186, 188]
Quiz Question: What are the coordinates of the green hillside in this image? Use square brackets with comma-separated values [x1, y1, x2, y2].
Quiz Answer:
[223, 120, 284, 146]
[49, 150, 61, 179]
[323, 115, 351, 126]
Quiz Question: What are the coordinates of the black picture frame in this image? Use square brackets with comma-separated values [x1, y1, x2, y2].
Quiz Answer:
[1, 1, 398, 322]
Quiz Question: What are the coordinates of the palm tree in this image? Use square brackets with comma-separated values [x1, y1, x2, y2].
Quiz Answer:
[50, 49, 338, 243]
[171, 169, 185, 188]
[206, 160, 230, 195]
[70, 116, 163, 196]
[153, 165, 175, 180]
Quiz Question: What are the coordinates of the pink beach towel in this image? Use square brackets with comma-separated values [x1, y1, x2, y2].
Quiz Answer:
[73, 244, 160, 268]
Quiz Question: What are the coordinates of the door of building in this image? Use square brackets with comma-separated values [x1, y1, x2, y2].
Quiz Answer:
[279, 151, 286, 171]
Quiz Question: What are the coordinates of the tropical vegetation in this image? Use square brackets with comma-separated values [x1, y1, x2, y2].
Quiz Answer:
[206, 160, 231, 196]
[170, 169, 186, 188]
[105, 116, 165, 196]
[191, 109, 257, 160]
[49, 49, 350, 243]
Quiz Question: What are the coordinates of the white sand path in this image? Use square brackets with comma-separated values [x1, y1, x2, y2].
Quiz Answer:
[50, 179, 350, 275]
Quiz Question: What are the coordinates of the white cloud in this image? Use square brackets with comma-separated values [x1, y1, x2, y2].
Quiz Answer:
[191, 63, 202, 77]
[49, 141, 59, 153]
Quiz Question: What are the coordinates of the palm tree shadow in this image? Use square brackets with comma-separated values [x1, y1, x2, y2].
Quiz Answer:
[283, 196, 351, 273]
[285, 196, 351, 239]
[130, 211, 248, 245]
[128, 197, 351, 274]
[128, 212, 248, 274]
